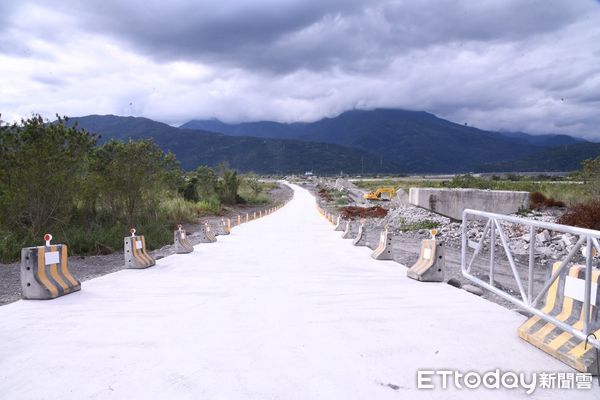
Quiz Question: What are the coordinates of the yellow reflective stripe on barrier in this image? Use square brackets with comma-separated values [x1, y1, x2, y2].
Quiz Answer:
[519, 263, 562, 333]
[37, 247, 59, 297]
[533, 267, 581, 340]
[61, 245, 78, 287]
[548, 318, 582, 351]
[132, 237, 148, 264]
[136, 237, 150, 264]
[140, 236, 153, 264]
[48, 245, 70, 292]
[131, 237, 139, 259]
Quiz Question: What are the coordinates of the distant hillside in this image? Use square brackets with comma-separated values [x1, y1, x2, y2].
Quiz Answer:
[497, 131, 587, 147]
[67, 115, 403, 174]
[183, 109, 552, 172]
[181, 119, 302, 139]
[480, 143, 600, 172]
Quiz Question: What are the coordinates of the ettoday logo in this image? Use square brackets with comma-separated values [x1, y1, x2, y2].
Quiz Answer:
[417, 369, 593, 394]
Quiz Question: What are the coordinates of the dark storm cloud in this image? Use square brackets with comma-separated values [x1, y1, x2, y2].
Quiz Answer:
[39, 0, 376, 72]
[1, 0, 600, 138]
[3, 0, 588, 72]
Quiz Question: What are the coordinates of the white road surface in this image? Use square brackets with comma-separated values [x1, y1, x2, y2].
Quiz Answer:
[0, 184, 597, 399]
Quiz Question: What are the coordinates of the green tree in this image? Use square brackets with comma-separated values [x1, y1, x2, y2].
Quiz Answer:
[180, 175, 200, 202]
[195, 166, 219, 200]
[0, 115, 96, 235]
[216, 163, 241, 205]
[90, 139, 180, 226]
[582, 156, 600, 198]
[245, 173, 262, 196]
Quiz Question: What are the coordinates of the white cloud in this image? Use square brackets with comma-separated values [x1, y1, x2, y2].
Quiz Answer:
[0, 0, 599, 139]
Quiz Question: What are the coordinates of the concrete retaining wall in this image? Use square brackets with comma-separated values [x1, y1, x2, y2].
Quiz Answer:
[409, 188, 530, 221]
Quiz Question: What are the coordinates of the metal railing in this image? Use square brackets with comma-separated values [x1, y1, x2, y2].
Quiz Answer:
[461, 208, 600, 350]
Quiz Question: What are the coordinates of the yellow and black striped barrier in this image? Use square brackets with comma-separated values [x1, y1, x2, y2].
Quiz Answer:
[198, 222, 217, 243]
[20, 234, 81, 300]
[174, 225, 193, 254]
[518, 262, 600, 373]
[124, 229, 156, 269]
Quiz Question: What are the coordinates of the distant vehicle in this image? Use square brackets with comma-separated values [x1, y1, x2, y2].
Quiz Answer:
[363, 187, 396, 201]
[304, 171, 313, 176]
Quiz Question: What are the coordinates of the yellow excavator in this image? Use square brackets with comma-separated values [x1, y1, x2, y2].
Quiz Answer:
[363, 187, 396, 201]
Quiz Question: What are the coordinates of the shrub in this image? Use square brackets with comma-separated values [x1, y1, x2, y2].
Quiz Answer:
[558, 201, 600, 230]
[218, 167, 240, 205]
[0, 228, 34, 263]
[197, 198, 222, 215]
[318, 188, 334, 202]
[244, 173, 262, 196]
[159, 197, 201, 223]
[242, 194, 270, 205]
[530, 191, 565, 210]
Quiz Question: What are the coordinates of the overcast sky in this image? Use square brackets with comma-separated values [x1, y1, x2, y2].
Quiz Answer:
[1, 0, 599, 138]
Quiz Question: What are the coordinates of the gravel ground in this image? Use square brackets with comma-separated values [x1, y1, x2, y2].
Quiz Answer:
[0, 183, 293, 306]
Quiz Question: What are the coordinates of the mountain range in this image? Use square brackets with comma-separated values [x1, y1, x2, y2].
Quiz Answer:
[67, 115, 401, 174]
[67, 108, 595, 174]
[182, 109, 588, 172]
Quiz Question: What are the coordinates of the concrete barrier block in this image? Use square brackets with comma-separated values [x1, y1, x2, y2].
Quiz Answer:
[174, 226, 193, 254]
[341, 221, 354, 239]
[334, 216, 344, 231]
[124, 230, 156, 269]
[20, 235, 81, 300]
[198, 223, 217, 243]
[353, 223, 368, 246]
[407, 239, 444, 282]
[371, 229, 394, 260]
[409, 188, 530, 221]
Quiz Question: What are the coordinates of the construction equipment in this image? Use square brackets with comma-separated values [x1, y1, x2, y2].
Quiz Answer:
[363, 187, 396, 201]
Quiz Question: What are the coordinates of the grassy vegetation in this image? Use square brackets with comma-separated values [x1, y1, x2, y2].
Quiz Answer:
[397, 218, 440, 232]
[354, 175, 589, 206]
[317, 186, 351, 207]
[237, 177, 276, 205]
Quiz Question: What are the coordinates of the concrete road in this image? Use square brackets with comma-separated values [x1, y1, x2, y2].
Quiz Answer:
[0, 184, 596, 399]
